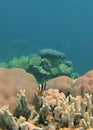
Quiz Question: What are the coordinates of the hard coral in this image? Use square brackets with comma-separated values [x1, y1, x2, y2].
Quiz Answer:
[8, 56, 29, 69]
[0, 68, 38, 112]
[42, 88, 66, 107]
[39, 48, 66, 59]
[0, 88, 93, 129]
[47, 76, 73, 95]
[73, 70, 93, 96]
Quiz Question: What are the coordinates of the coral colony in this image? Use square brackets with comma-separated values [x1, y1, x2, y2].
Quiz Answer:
[0, 49, 93, 130]
[0, 49, 79, 82]
[1, 88, 93, 129]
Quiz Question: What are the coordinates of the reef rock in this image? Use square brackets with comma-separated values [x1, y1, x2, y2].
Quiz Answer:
[0, 68, 38, 111]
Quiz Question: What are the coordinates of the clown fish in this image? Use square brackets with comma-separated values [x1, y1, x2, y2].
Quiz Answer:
[37, 82, 47, 96]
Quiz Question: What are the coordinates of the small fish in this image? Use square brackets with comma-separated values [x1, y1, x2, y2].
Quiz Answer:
[37, 82, 47, 96]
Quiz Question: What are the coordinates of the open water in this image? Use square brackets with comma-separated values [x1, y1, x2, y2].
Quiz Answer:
[0, 0, 93, 75]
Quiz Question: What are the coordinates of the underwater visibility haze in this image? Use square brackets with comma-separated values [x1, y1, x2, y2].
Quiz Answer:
[0, 0, 93, 75]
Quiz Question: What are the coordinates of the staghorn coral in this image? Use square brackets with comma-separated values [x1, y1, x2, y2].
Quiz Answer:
[1, 88, 93, 129]
[32, 94, 42, 112]
[33, 89, 93, 129]
[0, 105, 17, 130]
[13, 90, 31, 120]
[0, 90, 42, 130]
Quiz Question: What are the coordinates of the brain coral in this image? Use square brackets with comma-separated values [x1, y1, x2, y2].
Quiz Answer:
[0, 68, 38, 112]
[47, 76, 73, 95]
[73, 70, 93, 96]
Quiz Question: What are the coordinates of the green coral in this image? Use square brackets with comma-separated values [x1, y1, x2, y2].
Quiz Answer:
[8, 56, 29, 69]
[58, 63, 73, 75]
[0, 49, 79, 82]
[29, 54, 41, 66]
[0, 62, 8, 68]
[41, 58, 51, 71]
[50, 67, 58, 76]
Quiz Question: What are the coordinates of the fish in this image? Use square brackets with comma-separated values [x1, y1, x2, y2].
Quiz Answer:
[37, 82, 47, 96]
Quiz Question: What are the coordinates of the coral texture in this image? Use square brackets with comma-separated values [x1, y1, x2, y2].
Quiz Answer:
[0, 49, 79, 82]
[47, 76, 73, 95]
[73, 70, 93, 96]
[0, 68, 38, 112]
[0, 88, 93, 130]
[39, 48, 66, 59]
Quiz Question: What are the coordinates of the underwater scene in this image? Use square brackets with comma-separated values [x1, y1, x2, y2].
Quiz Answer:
[0, 0, 93, 130]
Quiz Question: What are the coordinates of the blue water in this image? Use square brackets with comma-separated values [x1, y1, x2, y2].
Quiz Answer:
[0, 0, 93, 75]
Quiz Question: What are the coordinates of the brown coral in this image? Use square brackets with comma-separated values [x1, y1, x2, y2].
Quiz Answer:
[42, 88, 66, 107]
[47, 76, 73, 95]
[73, 70, 93, 96]
[0, 68, 38, 111]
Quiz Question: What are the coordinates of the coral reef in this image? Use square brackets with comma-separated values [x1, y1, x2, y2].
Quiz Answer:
[0, 90, 41, 130]
[27, 49, 77, 82]
[39, 48, 66, 59]
[0, 88, 93, 130]
[8, 56, 29, 69]
[46, 70, 93, 96]
[0, 67, 93, 114]
[0, 68, 38, 112]
[47, 76, 73, 93]
[73, 70, 93, 96]
[13, 90, 31, 120]
[0, 49, 79, 82]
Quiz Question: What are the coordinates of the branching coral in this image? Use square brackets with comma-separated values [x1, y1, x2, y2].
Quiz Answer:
[35, 89, 93, 129]
[1, 89, 93, 130]
[0, 105, 17, 130]
[13, 89, 31, 120]
[0, 90, 40, 130]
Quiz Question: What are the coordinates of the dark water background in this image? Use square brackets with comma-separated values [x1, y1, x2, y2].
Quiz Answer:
[0, 0, 93, 75]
